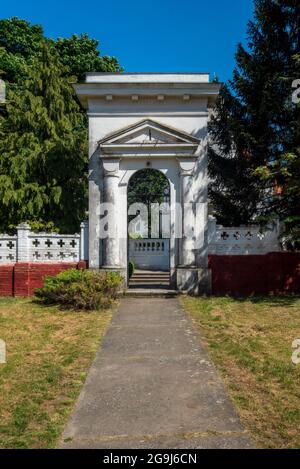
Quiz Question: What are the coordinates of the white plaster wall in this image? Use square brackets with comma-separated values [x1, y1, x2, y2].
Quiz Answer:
[88, 96, 208, 138]
[88, 94, 210, 272]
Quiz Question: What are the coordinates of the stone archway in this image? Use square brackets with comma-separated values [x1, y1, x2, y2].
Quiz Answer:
[74, 73, 220, 293]
[98, 119, 207, 292]
[127, 168, 171, 273]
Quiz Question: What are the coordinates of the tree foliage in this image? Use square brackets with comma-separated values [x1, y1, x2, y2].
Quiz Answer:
[127, 169, 170, 239]
[0, 18, 122, 232]
[0, 17, 122, 85]
[54, 34, 122, 81]
[208, 0, 300, 246]
[127, 169, 169, 206]
[0, 17, 44, 84]
[0, 44, 88, 232]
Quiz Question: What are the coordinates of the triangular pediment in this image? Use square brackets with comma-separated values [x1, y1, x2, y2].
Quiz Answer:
[99, 119, 200, 146]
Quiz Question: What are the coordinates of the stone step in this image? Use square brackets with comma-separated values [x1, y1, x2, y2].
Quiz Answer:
[124, 289, 180, 298]
[131, 274, 169, 279]
[130, 285, 170, 288]
[130, 285, 170, 290]
[130, 277, 170, 283]
[131, 272, 169, 276]
[128, 270, 172, 294]
[131, 275, 170, 280]
[131, 270, 169, 275]
[131, 277, 169, 281]
[130, 281, 170, 285]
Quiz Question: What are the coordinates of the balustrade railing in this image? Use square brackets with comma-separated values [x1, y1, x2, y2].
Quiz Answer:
[0, 222, 88, 264]
[208, 216, 281, 255]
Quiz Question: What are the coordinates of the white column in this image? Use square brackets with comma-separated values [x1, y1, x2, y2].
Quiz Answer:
[80, 220, 89, 261]
[178, 159, 197, 267]
[207, 215, 217, 254]
[102, 159, 120, 268]
[16, 223, 31, 262]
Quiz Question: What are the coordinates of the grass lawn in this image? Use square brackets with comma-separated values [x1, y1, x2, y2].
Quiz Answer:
[182, 295, 300, 449]
[0, 297, 113, 448]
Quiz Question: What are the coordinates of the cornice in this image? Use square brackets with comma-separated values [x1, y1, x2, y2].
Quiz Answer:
[73, 82, 221, 110]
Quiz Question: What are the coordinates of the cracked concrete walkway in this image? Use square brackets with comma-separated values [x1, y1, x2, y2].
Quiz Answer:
[60, 298, 253, 449]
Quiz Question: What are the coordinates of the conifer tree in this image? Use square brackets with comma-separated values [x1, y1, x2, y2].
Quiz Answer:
[0, 18, 122, 232]
[208, 0, 300, 241]
[256, 50, 300, 247]
[0, 44, 88, 232]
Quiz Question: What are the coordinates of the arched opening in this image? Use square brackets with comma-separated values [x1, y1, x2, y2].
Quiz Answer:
[127, 168, 171, 288]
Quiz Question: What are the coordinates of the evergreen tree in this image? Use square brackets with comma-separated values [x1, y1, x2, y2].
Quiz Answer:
[0, 17, 44, 84]
[256, 50, 300, 248]
[0, 44, 88, 232]
[208, 0, 300, 237]
[0, 18, 122, 232]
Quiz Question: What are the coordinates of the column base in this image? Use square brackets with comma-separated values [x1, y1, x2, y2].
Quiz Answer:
[176, 266, 211, 295]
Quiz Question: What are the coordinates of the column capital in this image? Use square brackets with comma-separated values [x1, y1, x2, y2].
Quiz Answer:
[180, 168, 193, 177]
[102, 158, 120, 177]
[177, 157, 197, 176]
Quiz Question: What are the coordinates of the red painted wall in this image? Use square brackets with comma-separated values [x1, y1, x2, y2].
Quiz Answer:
[0, 265, 14, 297]
[208, 252, 300, 296]
[0, 261, 87, 297]
[0, 255, 299, 297]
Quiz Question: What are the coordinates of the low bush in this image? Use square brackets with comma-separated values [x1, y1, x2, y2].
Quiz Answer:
[128, 261, 135, 278]
[128, 232, 143, 240]
[35, 269, 123, 310]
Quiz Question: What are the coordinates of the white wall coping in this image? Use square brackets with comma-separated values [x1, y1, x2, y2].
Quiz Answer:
[85, 73, 211, 84]
[29, 233, 80, 238]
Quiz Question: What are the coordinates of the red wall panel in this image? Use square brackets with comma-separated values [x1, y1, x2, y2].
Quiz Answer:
[0, 265, 14, 296]
[0, 256, 299, 297]
[208, 252, 300, 296]
[0, 261, 88, 297]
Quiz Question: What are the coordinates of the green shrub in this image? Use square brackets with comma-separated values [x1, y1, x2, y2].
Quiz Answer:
[128, 232, 143, 239]
[8, 220, 59, 234]
[128, 261, 135, 278]
[35, 269, 123, 310]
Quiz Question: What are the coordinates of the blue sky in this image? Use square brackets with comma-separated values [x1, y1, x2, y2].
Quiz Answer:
[1, 0, 254, 82]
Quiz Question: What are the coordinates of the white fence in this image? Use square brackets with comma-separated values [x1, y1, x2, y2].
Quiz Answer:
[208, 216, 281, 255]
[129, 239, 170, 271]
[0, 222, 88, 264]
[0, 235, 17, 263]
[0, 217, 282, 265]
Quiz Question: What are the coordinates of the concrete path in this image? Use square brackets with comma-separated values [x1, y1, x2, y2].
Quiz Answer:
[60, 298, 253, 449]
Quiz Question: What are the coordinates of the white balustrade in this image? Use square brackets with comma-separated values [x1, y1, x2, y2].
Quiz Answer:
[0, 235, 17, 263]
[129, 239, 170, 270]
[28, 233, 80, 262]
[208, 216, 281, 255]
[0, 221, 89, 264]
[0, 216, 283, 265]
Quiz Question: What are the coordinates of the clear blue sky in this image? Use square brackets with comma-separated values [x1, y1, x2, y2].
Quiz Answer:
[1, 0, 254, 82]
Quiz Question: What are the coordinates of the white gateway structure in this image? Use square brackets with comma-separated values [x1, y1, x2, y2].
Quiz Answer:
[74, 73, 220, 293]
